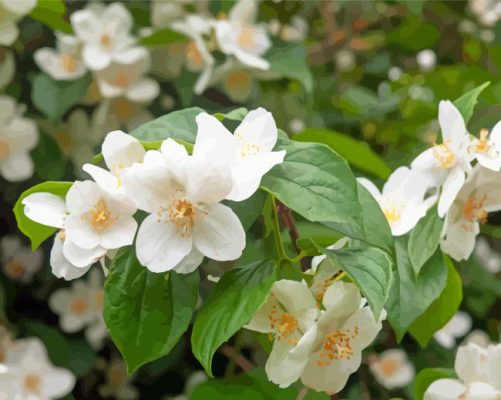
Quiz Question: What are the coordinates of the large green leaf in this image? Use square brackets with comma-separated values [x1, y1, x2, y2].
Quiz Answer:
[414, 368, 456, 400]
[386, 238, 448, 341]
[409, 257, 463, 347]
[453, 81, 490, 124]
[138, 28, 187, 47]
[31, 131, 68, 181]
[131, 107, 204, 142]
[224, 190, 266, 231]
[191, 260, 277, 377]
[267, 43, 313, 92]
[321, 246, 393, 319]
[104, 247, 199, 373]
[408, 206, 444, 278]
[31, 73, 90, 122]
[29, 0, 72, 33]
[13, 181, 73, 250]
[294, 129, 391, 180]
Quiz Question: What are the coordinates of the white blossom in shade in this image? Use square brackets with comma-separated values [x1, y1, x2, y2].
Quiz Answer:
[245, 280, 319, 388]
[0, 235, 43, 283]
[123, 139, 245, 273]
[474, 237, 501, 274]
[34, 33, 87, 81]
[369, 349, 415, 390]
[417, 49, 437, 72]
[0, 337, 75, 400]
[0, 49, 15, 90]
[300, 282, 385, 394]
[0, 96, 38, 182]
[441, 166, 501, 261]
[214, 0, 271, 70]
[94, 47, 159, 103]
[468, 122, 501, 171]
[387, 66, 402, 81]
[434, 311, 472, 349]
[411, 100, 473, 217]
[424, 342, 501, 400]
[98, 358, 139, 400]
[358, 166, 436, 236]
[193, 109, 286, 201]
[70, 2, 136, 71]
[280, 16, 308, 42]
[470, 0, 501, 26]
[335, 49, 356, 72]
[464, 330, 493, 348]
[0, 0, 36, 46]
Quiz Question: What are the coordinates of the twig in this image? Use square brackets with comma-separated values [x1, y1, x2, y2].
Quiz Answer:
[296, 386, 309, 400]
[220, 344, 253, 373]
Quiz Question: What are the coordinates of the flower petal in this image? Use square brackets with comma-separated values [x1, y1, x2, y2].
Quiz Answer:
[50, 236, 91, 281]
[438, 166, 465, 217]
[438, 100, 467, 143]
[235, 108, 277, 152]
[63, 238, 105, 268]
[424, 379, 465, 400]
[22, 192, 67, 228]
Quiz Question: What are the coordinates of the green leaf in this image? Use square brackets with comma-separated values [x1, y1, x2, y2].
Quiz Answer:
[453, 82, 490, 124]
[261, 134, 363, 238]
[214, 108, 249, 121]
[267, 43, 313, 92]
[191, 260, 277, 376]
[31, 131, 67, 180]
[224, 190, 266, 230]
[104, 247, 199, 373]
[408, 206, 444, 278]
[409, 256, 463, 347]
[414, 368, 456, 400]
[138, 28, 187, 47]
[321, 246, 393, 319]
[29, 0, 72, 34]
[31, 73, 90, 122]
[131, 107, 204, 142]
[386, 238, 448, 341]
[294, 129, 392, 180]
[13, 181, 73, 250]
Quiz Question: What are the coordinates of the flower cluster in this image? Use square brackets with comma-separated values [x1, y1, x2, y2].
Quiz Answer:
[22, 108, 285, 278]
[360, 100, 501, 261]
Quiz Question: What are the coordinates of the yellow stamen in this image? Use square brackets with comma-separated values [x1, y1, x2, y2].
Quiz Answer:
[59, 54, 77, 73]
[23, 374, 41, 394]
[235, 133, 260, 158]
[100, 33, 112, 49]
[381, 358, 399, 377]
[70, 297, 88, 315]
[316, 326, 359, 367]
[463, 194, 488, 225]
[4, 258, 25, 279]
[432, 141, 456, 169]
[0, 141, 10, 161]
[267, 306, 299, 346]
[469, 128, 491, 154]
[87, 199, 115, 232]
[238, 25, 256, 49]
[168, 199, 197, 237]
[186, 41, 204, 69]
[114, 72, 129, 87]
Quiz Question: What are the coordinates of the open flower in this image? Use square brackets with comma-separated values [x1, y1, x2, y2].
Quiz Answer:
[424, 342, 501, 399]
[98, 358, 139, 400]
[194, 109, 286, 201]
[34, 33, 87, 81]
[123, 139, 245, 273]
[411, 100, 472, 217]
[358, 166, 435, 236]
[441, 166, 501, 261]
[0, 0, 36, 46]
[0, 235, 43, 283]
[0, 96, 38, 182]
[245, 280, 319, 388]
[0, 337, 75, 400]
[434, 311, 472, 349]
[369, 349, 415, 390]
[70, 2, 137, 71]
[214, 0, 271, 70]
[468, 122, 501, 171]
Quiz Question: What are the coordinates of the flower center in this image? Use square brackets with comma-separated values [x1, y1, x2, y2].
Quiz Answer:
[23, 373, 41, 394]
[186, 41, 204, 69]
[238, 25, 256, 49]
[100, 33, 112, 49]
[432, 142, 456, 169]
[59, 54, 77, 73]
[469, 129, 491, 154]
[58, 230, 66, 241]
[235, 134, 260, 158]
[70, 296, 88, 315]
[0, 140, 10, 161]
[462, 195, 488, 225]
[55, 131, 73, 152]
[93, 291, 104, 310]
[114, 72, 130, 87]
[268, 306, 299, 345]
[4, 258, 25, 279]
[316, 326, 359, 367]
[110, 367, 124, 384]
[87, 199, 115, 232]
[381, 358, 399, 377]
[168, 199, 196, 237]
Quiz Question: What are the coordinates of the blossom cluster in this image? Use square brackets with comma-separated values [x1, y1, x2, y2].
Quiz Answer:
[360, 100, 501, 261]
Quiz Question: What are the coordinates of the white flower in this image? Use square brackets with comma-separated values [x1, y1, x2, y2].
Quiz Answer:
[70, 2, 137, 71]
[434, 311, 472, 349]
[34, 33, 87, 81]
[123, 139, 245, 273]
[245, 280, 319, 388]
[358, 166, 435, 236]
[214, 0, 271, 70]
[464, 330, 493, 348]
[417, 49, 437, 72]
[0, 337, 75, 400]
[0, 0, 36, 46]
[424, 342, 501, 400]
[0, 49, 15, 90]
[411, 100, 472, 217]
[300, 282, 385, 394]
[94, 47, 159, 102]
[98, 358, 139, 400]
[470, 0, 501, 26]
[468, 123, 501, 171]
[474, 237, 501, 274]
[194, 109, 286, 201]
[369, 349, 415, 390]
[0, 235, 43, 283]
[441, 166, 501, 261]
[280, 16, 308, 42]
[0, 96, 38, 182]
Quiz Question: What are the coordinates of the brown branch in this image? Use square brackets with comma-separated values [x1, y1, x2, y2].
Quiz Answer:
[220, 345, 253, 373]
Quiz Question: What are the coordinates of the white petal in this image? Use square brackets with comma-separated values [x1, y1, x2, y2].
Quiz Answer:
[438, 166, 465, 217]
[229, 0, 257, 22]
[82, 164, 121, 194]
[424, 379, 465, 400]
[173, 248, 204, 274]
[65, 180, 101, 214]
[70, 8, 100, 42]
[234, 49, 270, 70]
[475, 152, 501, 171]
[434, 331, 456, 349]
[455, 343, 489, 384]
[321, 281, 362, 319]
[2, 0, 36, 15]
[391, 203, 428, 236]
[161, 138, 189, 172]
[102, 130, 145, 171]
[98, 216, 137, 249]
[193, 203, 245, 261]
[0, 152, 34, 181]
[82, 45, 112, 71]
[441, 219, 478, 261]
[42, 366, 76, 398]
[22, 192, 67, 228]
[0, 21, 19, 46]
[235, 108, 277, 152]
[245, 295, 280, 333]
[65, 213, 100, 249]
[411, 148, 436, 170]
[63, 239, 105, 268]
[357, 178, 382, 202]
[439, 100, 467, 143]
[50, 235, 91, 280]
[126, 78, 160, 103]
[487, 344, 501, 390]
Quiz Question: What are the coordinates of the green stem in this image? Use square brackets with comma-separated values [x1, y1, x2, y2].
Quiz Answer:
[271, 195, 289, 263]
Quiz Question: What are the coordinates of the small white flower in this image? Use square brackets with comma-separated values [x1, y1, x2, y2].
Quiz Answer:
[335, 49, 356, 72]
[468, 123, 501, 171]
[369, 349, 415, 390]
[474, 237, 501, 274]
[214, 0, 271, 70]
[98, 358, 139, 400]
[34, 33, 87, 81]
[70, 2, 137, 71]
[424, 342, 501, 400]
[387, 66, 402, 81]
[194, 108, 286, 201]
[0, 0, 36, 46]
[470, 0, 501, 26]
[434, 311, 472, 349]
[464, 330, 493, 348]
[0, 337, 75, 400]
[358, 166, 435, 236]
[417, 49, 437, 72]
[280, 16, 308, 42]
[0, 235, 43, 284]
[412, 100, 472, 217]
[0, 49, 15, 90]
[441, 166, 501, 261]
[0, 96, 38, 182]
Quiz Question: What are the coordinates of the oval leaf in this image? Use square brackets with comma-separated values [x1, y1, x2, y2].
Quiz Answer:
[414, 368, 456, 400]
